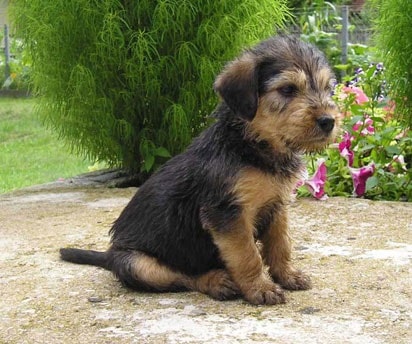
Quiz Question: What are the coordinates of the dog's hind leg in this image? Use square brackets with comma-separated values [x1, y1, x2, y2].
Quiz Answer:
[108, 250, 239, 300]
[189, 268, 240, 300]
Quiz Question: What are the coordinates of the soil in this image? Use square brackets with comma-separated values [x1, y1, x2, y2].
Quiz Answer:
[0, 171, 411, 343]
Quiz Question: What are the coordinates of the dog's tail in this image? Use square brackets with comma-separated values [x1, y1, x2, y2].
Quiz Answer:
[60, 248, 109, 270]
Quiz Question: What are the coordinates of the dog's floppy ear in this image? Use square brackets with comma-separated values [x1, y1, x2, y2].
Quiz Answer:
[214, 53, 258, 121]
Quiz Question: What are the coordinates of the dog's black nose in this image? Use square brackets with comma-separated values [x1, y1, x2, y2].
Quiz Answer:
[317, 116, 335, 134]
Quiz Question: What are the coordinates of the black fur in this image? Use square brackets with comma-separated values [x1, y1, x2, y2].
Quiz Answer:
[59, 248, 108, 269]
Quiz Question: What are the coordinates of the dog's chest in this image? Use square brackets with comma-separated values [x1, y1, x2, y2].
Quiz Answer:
[233, 167, 298, 216]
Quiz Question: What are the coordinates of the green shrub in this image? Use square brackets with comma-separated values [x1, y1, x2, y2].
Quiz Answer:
[371, 0, 412, 126]
[11, 0, 290, 174]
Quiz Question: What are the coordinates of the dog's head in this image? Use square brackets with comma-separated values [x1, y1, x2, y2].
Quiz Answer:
[214, 35, 340, 153]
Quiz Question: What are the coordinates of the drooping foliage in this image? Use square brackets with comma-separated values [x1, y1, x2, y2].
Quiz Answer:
[371, 0, 412, 126]
[11, 0, 291, 173]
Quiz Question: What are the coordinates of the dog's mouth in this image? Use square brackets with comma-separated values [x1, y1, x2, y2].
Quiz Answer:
[285, 133, 334, 153]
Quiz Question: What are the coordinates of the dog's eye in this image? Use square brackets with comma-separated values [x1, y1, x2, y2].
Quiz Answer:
[278, 85, 298, 97]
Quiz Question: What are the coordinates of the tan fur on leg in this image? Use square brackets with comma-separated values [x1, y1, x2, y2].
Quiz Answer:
[129, 252, 239, 300]
[261, 208, 312, 290]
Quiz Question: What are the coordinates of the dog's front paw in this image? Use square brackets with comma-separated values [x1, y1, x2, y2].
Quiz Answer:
[243, 280, 286, 305]
[274, 269, 312, 291]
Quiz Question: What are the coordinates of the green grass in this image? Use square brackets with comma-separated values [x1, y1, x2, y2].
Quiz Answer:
[0, 98, 94, 193]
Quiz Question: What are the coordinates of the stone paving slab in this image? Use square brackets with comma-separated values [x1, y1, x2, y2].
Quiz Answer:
[0, 180, 411, 343]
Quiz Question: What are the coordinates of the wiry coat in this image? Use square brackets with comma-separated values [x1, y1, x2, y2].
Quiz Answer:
[60, 35, 339, 305]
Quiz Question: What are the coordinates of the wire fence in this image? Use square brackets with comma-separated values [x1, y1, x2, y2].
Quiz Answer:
[290, 5, 373, 43]
[289, 5, 373, 67]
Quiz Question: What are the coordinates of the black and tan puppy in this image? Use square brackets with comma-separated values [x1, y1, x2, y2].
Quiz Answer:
[60, 35, 339, 305]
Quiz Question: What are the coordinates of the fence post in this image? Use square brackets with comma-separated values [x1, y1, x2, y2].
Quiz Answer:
[341, 6, 349, 78]
[4, 24, 10, 82]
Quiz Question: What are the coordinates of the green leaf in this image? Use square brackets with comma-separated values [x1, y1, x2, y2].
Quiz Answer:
[143, 155, 155, 173]
[334, 64, 349, 71]
[366, 176, 379, 191]
[384, 146, 401, 156]
[359, 144, 376, 153]
[154, 147, 171, 158]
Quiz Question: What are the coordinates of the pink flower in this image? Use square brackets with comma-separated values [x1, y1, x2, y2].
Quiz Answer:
[349, 163, 375, 197]
[353, 116, 374, 136]
[303, 159, 328, 200]
[342, 86, 369, 104]
[338, 131, 354, 167]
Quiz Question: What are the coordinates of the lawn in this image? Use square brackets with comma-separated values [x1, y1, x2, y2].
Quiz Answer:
[0, 97, 94, 193]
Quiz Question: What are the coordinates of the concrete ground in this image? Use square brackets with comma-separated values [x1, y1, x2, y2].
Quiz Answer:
[0, 172, 411, 343]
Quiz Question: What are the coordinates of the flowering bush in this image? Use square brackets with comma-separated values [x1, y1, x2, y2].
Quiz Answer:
[299, 63, 411, 201]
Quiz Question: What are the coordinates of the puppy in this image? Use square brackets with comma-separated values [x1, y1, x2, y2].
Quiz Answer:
[60, 35, 339, 305]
